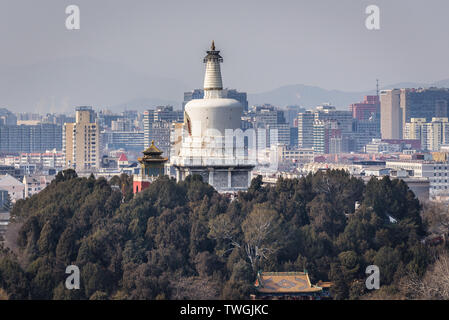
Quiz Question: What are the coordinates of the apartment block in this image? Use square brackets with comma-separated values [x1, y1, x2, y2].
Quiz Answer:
[63, 107, 100, 171]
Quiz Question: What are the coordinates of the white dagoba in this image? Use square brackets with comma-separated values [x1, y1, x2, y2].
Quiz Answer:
[171, 41, 255, 192]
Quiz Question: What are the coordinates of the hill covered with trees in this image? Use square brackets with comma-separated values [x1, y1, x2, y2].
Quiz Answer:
[0, 169, 444, 300]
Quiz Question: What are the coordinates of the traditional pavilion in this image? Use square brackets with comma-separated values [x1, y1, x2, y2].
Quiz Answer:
[251, 271, 331, 300]
[133, 140, 168, 194]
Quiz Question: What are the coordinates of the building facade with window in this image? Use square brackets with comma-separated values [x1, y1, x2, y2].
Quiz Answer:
[386, 160, 449, 197]
[63, 106, 100, 171]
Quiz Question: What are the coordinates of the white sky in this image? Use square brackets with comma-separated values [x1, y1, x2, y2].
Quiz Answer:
[0, 0, 448, 93]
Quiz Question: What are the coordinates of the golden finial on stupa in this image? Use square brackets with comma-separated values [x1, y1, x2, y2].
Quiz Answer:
[211, 40, 215, 51]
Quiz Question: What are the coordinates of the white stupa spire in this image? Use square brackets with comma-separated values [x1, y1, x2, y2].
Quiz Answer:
[203, 40, 223, 99]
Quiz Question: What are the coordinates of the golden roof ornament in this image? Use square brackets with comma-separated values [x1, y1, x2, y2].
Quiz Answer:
[142, 140, 164, 157]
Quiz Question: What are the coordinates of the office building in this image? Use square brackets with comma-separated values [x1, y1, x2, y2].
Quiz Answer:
[298, 111, 314, 148]
[0, 123, 62, 153]
[350, 96, 380, 121]
[111, 118, 132, 131]
[381, 88, 449, 140]
[298, 105, 353, 153]
[144, 122, 171, 157]
[276, 145, 314, 164]
[0, 108, 17, 126]
[285, 105, 305, 127]
[313, 120, 344, 154]
[14, 151, 65, 169]
[102, 131, 145, 152]
[153, 106, 183, 123]
[386, 160, 449, 197]
[380, 89, 402, 139]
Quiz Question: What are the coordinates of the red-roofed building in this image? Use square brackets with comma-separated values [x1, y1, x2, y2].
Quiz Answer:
[118, 153, 129, 167]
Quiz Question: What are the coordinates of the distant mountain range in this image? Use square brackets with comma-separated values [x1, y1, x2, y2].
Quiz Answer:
[248, 80, 449, 109]
[0, 56, 448, 113]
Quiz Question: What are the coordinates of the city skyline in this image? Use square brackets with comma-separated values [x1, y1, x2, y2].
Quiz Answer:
[3, 1, 449, 305]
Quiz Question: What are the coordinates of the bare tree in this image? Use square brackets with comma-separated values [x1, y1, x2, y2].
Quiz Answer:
[422, 201, 449, 234]
[170, 276, 220, 300]
[400, 251, 449, 300]
[208, 204, 280, 272]
[241, 206, 280, 272]
[420, 251, 449, 299]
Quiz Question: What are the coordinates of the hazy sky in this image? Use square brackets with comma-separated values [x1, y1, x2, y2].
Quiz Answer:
[1, 0, 449, 93]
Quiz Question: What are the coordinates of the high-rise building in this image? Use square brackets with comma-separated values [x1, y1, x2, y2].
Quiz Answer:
[426, 118, 449, 152]
[251, 104, 286, 127]
[404, 118, 427, 149]
[314, 105, 353, 134]
[380, 89, 402, 139]
[153, 106, 183, 122]
[143, 121, 171, 157]
[381, 88, 449, 140]
[298, 106, 353, 152]
[350, 96, 381, 152]
[0, 108, 17, 126]
[285, 105, 305, 127]
[142, 106, 183, 155]
[400, 88, 449, 131]
[404, 117, 449, 151]
[102, 131, 145, 152]
[182, 89, 204, 111]
[0, 123, 62, 153]
[63, 106, 100, 171]
[98, 110, 121, 129]
[312, 120, 343, 154]
[353, 120, 381, 152]
[350, 96, 380, 121]
[297, 111, 314, 148]
[247, 104, 290, 147]
[111, 118, 132, 131]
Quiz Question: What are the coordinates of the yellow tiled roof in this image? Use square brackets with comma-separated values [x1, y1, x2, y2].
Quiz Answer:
[317, 280, 333, 288]
[144, 140, 163, 154]
[255, 272, 323, 294]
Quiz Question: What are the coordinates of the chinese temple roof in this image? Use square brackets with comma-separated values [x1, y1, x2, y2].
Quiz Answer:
[255, 272, 323, 294]
[138, 140, 168, 164]
[143, 140, 163, 155]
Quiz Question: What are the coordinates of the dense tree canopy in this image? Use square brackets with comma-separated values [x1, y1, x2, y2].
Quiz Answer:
[0, 169, 440, 299]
